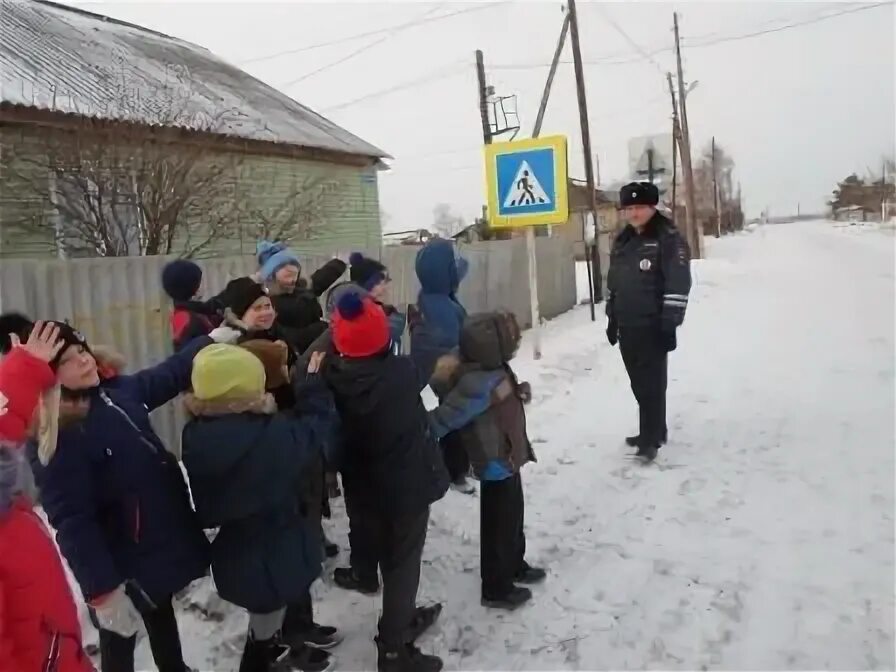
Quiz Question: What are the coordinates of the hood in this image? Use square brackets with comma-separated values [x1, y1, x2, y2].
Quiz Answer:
[415, 239, 469, 296]
[459, 312, 521, 369]
[324, 353, 389, 416]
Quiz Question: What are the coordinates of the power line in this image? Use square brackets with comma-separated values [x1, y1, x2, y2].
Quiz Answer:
[239, 2, 509, 66]
[684, 1, 891, 47]
[491, 2, 892, 70]
[279, 6, 441, 89]
[321, 60, 467, 113]
[593, 3, 668, 76]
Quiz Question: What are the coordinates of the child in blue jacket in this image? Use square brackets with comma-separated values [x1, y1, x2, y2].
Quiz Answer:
[182, 345, 338, 672]
[428, 311, 545, 610]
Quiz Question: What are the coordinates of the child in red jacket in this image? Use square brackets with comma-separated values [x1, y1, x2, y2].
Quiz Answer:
[0, 320, 94, 672]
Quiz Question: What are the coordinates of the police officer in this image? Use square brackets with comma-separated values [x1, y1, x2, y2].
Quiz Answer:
[606, 182, 691, 462]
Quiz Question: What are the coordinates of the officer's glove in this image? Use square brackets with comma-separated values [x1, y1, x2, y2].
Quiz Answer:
[606, 318, 618, 347]
[661, 328, 678, 353]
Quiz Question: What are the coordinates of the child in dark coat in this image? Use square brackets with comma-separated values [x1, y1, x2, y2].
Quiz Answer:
[323, 291, 446, 672]
[348, 253, 406, 354]
[161, 259, 222, 351]
[428, 311, 545, 610]
[182, 345, 338, 672]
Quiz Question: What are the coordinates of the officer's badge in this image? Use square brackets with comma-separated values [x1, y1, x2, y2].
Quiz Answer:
[639, 259, 652, 271]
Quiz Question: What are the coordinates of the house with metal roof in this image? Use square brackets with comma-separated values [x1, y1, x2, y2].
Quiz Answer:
[0, 0, 388, 258]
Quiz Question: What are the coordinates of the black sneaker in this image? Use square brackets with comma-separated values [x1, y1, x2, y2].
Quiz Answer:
[407, 603, 443, 641]
[626, 432, 667, 447]
[514, 563, 547, 585]
[285, 644, 334, 672]
[333, 566, 380, 595]
[376, 639, 443, 672]
[481, 585, 532, 610]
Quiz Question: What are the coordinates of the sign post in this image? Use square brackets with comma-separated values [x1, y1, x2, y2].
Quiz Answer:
[484, 135, 569, 360]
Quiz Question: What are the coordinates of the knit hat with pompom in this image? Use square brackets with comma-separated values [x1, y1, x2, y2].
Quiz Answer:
[348, 252, 389, 291]
[331, 291, 390, 358]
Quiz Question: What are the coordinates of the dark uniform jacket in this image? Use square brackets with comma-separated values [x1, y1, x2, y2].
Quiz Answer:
[606, 211, 692, 331]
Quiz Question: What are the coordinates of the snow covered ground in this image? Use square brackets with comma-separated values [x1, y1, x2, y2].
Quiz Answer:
[91, 221, 893, 670]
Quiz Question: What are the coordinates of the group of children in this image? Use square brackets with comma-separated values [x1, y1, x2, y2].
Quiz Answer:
[0, 237, 545, 672]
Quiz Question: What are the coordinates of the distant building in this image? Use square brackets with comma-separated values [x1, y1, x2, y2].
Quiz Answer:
[0, 0, 388, 259]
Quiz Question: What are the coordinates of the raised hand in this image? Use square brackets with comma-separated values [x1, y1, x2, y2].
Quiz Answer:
[11, 321, 63, 363]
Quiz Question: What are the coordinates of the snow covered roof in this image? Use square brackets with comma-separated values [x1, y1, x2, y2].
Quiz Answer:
[0, 0, 387, 159]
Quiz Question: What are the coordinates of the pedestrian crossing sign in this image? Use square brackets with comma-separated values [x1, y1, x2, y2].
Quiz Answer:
[484, 135, 569, 229]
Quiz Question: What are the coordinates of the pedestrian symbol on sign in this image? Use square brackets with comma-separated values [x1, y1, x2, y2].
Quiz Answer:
[503, 161, 551, 209]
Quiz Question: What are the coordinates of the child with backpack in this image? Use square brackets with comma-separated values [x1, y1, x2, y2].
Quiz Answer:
[181, 345, 339, 672]
[161, 259, 222, 351]
[428, 311, 545, 610]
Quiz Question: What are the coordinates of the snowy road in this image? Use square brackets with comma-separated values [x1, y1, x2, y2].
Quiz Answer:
[148, 222, 894, 670]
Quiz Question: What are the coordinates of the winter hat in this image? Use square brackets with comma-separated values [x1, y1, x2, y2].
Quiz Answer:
[0, 313, 91, 370]
[619, 182, 659, 208]
[324, 282, 369, 321]
[257, 240, 301, 283]
[331, 291, 389, 358]
[460, 311, 521, 369]
[222, 277, 270, 319]
[191, 344, 266, 402]
[161, 260, 203, 302]
[349, 252, 389, 291]
[239, 339, 290, 390]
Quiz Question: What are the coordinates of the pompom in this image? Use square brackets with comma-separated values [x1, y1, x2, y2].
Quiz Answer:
[0, 312, 33, 355]
[349, 252, 365, 266]
[256, 240, 287, 265]
[336, 291, 365, 320]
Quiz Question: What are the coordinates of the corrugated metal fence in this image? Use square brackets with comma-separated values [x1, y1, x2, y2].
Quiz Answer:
[0, 236, 575, 455]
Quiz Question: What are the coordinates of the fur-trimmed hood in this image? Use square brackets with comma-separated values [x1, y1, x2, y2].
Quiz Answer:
[183, 393, 277, 418]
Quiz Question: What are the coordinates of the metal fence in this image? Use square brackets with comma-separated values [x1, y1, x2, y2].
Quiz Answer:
[0, 236, 576, 456]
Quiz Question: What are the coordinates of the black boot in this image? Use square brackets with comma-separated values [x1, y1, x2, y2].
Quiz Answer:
[239, 636, 294, 672]
[321, 531, 339, 559]
[406, 603, 443, 642]
[514, 562, 547, 585]
[481, 585, 532, 610]
[375, 639, 443, 672]
[333, 566, 380, 595]
[283, 644, 334, 672]
[627, 432, 667, 447]
[635, 443, 659, 462]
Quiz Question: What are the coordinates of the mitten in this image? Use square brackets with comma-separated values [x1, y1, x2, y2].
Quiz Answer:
[92, 585, 142, 638]
[209, 326, 241, 345]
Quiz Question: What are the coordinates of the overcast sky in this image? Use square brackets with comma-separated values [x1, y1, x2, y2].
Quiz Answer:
[70, 0, 895, 230]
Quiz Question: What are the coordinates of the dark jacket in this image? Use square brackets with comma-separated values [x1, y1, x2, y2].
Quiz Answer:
[323, 351, 449, 517]
[606, 211, 692, 331]
[181, 376, 335, 614]
[28, 338, 212, 603]
[170, 299, 222, 352]
[410, 240, 469, 384]
[273, 259, 347, 354]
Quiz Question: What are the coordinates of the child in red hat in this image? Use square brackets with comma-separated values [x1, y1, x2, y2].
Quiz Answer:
[323, 292, 446, 672]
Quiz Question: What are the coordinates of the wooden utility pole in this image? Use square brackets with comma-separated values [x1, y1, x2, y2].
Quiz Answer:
[882, 159, 889, 223]
[568, 0, 600, 318]
[711, 136, 720, 237]
[475, 50, 492, 146]
[526, 10, 577, 359]
[673, 12, 703, 258]
[667, 72, 682, 229]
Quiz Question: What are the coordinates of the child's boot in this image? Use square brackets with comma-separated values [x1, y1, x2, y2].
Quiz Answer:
[375, 639, 443, 672]
[407, 603, 443, 641]
[333, 566, 380, 594]
[481, 585, 532, 611]
[514, 562, 547, 585]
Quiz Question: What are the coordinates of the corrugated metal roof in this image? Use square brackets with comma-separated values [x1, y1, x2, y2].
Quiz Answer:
[0, 0, 388, 159]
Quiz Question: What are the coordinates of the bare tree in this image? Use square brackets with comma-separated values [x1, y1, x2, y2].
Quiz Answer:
[431, 203, 465, 238]
[2, 71, 334, 258]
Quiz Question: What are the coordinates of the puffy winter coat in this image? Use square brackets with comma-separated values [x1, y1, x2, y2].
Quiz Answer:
[28, 338, 212, 604]
[606, 211, 692, 330]
[323, 351, 449, 517]
[0, 348, 92, 672]
[410, 240, 469, 383]
[181, 376, 335, 614]
[428, 313, 535, 481]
